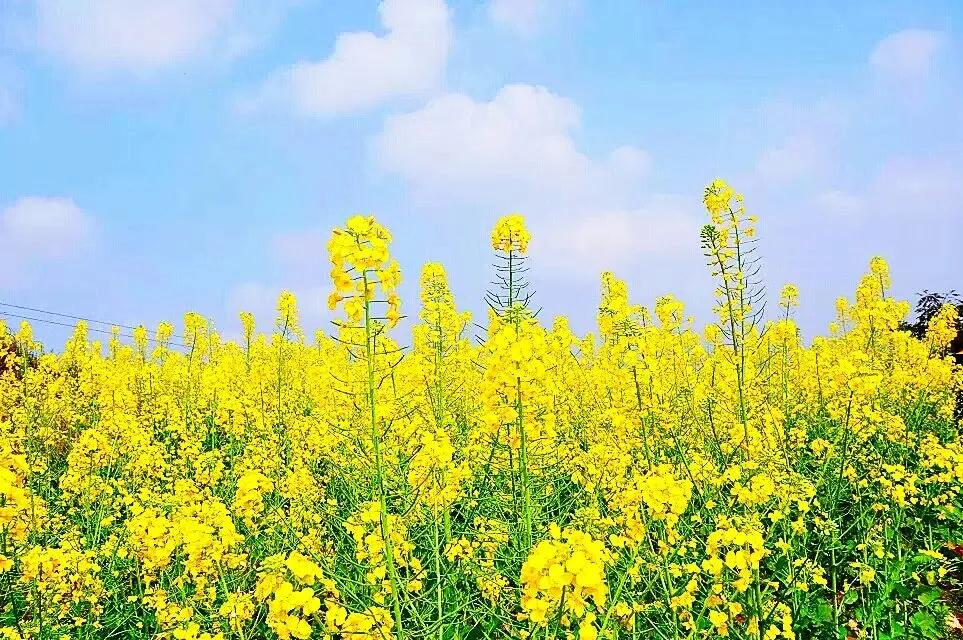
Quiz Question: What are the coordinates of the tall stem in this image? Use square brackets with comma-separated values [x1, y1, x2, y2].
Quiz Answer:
[517, 374, 532, 549]
[364, 271, 405, 640]
[432, 306, 446, 640]
[433, 509, 444, 640]
[507, 248, 532, 549]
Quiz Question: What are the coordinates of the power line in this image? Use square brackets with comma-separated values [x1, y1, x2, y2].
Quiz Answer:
[0, 311, 192, 350]
[0, 301, 185, 340]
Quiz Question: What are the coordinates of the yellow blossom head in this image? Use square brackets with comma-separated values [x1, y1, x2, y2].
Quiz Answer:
[491, 214, 531, 254]
[327, 215, 402, 327]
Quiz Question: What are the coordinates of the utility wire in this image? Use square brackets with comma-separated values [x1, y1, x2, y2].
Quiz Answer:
[0, 301, 185, 340]
[0, 311, 192, 350]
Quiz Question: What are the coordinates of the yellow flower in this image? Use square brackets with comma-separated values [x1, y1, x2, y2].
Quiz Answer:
[519, 529, 610, 625]
[709, 609, 729, 628]
[285, 551, 324, 586]
[491, 214, 531, 253]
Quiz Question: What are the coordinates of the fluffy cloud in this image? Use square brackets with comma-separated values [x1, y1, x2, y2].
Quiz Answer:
[870, 156, 962, 218]
[375, 83, 650, 210]
[33, 0, 240, 73]
[1, 196, 93, 258]
[751, 98, 848, 186]
[869, 29, 946, 81]
[0, 196, 95, 287]
[487, 0, 576, 35]
[755, 133, 828, 184]
[246, 0, 451, 117]
[372, 83, 703, 284]
[536, 201, 702, 278]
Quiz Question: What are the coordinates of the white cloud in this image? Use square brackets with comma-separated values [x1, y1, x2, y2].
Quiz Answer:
[487, 0, 576, 35]
[750, 98, 848, 186]
[813, 189, 864, 217]
[375, 83, 649, 209]
[869, 29, 946, 81]
[0, 197, 96, 287]
[33, 0, 239, 73]
[372, 82, 684, 283]
[1, 196, 93, 258]
[246, 0, 451, 117]
[755, 133, 829, 184]
[214, 2, 305, 65]
[870, 156, 962, 217]
[607, 145, 653, 184]
[537, 202, 702, 278]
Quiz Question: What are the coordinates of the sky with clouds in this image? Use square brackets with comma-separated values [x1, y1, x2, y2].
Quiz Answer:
[0, 0, 960, 346]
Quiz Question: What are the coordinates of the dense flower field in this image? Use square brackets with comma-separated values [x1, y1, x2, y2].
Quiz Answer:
[1, 180, 962, 640]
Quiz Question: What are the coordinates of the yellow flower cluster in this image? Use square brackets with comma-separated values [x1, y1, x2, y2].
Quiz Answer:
[445, 517, 511, 605]
[324, 604, 394, 640]
[344, 502, 424, 597]
[327, 215, 402, 327]
[233, 469, 274, 527]
[0, 441, 36, 556]
[490, 213, 531, 253]
[702, 519, 767, 592]
[18, 541, 105, 626]
[255, 552, 335, 640]
[519, 525, 611, 627]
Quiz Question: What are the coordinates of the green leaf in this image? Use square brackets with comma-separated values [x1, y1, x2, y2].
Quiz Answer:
[917, 588, 941, 606]
[842, 589, 858, 605]
[910, 611, 938, 639]
[813, 601, 833, 623]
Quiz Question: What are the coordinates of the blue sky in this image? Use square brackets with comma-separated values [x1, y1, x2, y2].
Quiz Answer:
[0, 0, 960, 346]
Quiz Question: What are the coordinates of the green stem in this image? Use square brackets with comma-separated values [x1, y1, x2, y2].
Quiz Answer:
[364, 271, 406, 640]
